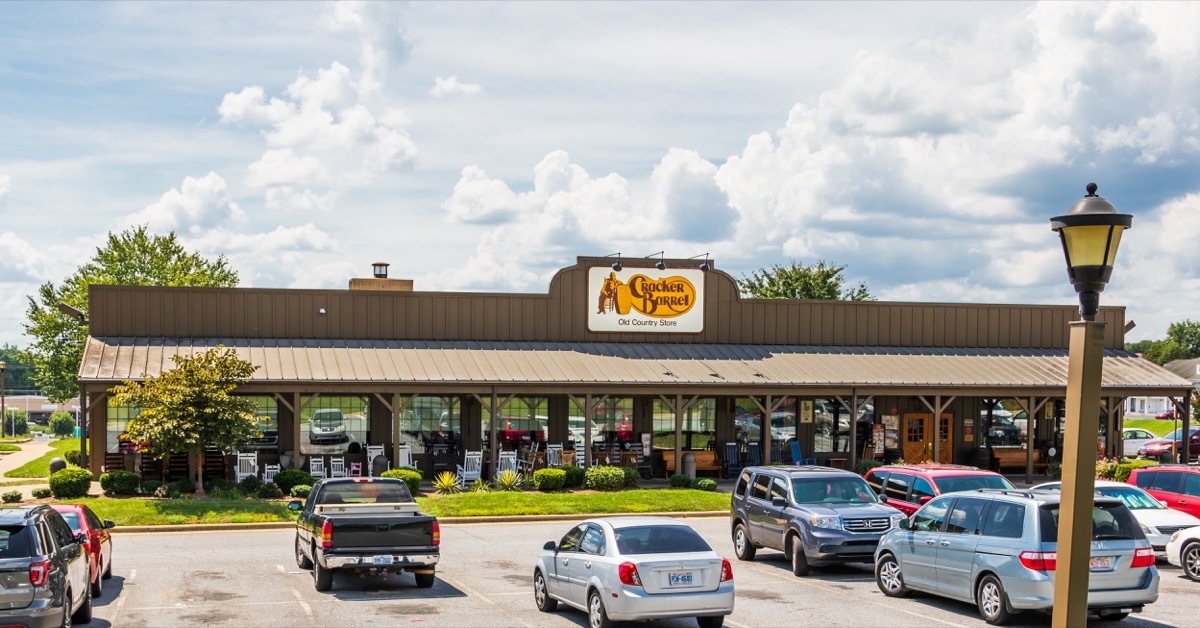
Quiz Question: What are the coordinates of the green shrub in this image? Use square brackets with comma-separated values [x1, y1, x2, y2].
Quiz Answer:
[585, 466, 625, 491]
[669, 473, 692, 488]
[561, 465, 586, 488]
[273, 469, 315, 495]
[257, 483, 284, 499]
[532, 468, 567, 491]
[49, 468, 93, 499]
[432, 471, 461, 494]
[174, 479, 196, 494]
[1095, 456, 1121, 480]
[1048, 462, 1062, 481]
[154, 483, 181, 499]
[3, 410, 28, 437]
[468, 478, 491, 493]
[1114, 459, 1157, 483]
[49, 411, 76, 438]
[395, 466, 423, 477]
[494, 470, 525, 491]
[381, 469, 423, 495]
[2, 491, 22, 503]
[140, 480, 162, 495]
[209, 487, 241, 500]
[855, 459, 884, 476]
[206, 478, 235, 492]
[63, 450, 83, 467]
[692, 478, 718, 492]
[31, 487, 52, 499]
[290, 484, 312, 498]
[621, 466, 640, 488]
[238, 475, 263, 495]
[100, 470, 141, 496]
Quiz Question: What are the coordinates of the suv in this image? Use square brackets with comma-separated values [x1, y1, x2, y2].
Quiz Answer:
[730, 466, 904, 576]
[864, 464, 1015, 516]
[0, 506, 93, 627]
[1129, 465, 1200, 518]
[874, 489, 1158, 624]
[308, 408, 347, 445]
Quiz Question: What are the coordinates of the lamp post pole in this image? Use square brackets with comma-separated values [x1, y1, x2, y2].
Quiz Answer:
[0, 361, 6, 439]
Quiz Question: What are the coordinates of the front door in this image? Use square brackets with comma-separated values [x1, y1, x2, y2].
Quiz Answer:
[903, 413, 954, 464]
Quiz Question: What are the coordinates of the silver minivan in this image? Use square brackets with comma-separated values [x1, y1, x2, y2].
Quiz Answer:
[874, 489, 1158, 625]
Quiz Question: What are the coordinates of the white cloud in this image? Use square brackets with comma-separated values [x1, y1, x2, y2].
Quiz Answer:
[124, 172, 247, 235]
[430, 75, 482, 98]
[265, 186, 339, 212]
[0, 174, 10, 210]
[245, 149, 328, 189]
[0, 232, 46, 282]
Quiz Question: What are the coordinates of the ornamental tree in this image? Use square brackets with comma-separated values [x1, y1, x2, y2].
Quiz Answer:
[110, 347, 258, 494]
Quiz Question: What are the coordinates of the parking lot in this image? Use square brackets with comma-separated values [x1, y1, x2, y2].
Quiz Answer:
[84, 517, 1195, 627]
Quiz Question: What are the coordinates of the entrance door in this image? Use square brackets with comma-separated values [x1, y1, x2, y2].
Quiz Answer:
[903, 413, 954, 464]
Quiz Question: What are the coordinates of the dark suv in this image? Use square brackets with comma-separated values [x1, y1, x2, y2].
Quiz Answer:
[0, 505, 93, 627]
[730, 465, 904, 576]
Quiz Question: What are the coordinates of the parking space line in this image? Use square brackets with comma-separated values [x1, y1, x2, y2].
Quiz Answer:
[439, 574, 535, 628]
[289, 586, 314, 621]
[107, 568, 135, 626]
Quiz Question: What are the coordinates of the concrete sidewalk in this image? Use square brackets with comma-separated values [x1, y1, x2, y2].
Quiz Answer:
[0, 437, 100, 499]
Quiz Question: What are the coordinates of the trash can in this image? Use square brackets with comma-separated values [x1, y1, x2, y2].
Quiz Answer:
[682, 452, 696, 479]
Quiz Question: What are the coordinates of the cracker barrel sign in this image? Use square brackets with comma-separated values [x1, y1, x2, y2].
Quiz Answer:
[587, 266, 705, 333]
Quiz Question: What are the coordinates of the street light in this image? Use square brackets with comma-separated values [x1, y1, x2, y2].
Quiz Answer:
[0, 361, 6, 439]
[1049, 183, 1132, 628]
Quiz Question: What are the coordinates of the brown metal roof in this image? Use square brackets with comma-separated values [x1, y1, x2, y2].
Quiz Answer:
[78, 337, 1193, 396]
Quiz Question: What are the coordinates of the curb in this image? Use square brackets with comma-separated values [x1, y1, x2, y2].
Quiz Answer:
[111, 510, 730, 534]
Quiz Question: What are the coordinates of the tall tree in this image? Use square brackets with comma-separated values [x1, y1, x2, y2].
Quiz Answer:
[1140, 320, 1200, 365]
[739, 260, 874, 301]
[0, 344, 39, 395]
[110, 347, 258, 494]
[20, 226, 238, 402]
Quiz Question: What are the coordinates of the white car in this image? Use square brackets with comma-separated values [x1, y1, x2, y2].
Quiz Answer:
[1165, 525, 1200, 581]
[1122, 428, 1158, 457]
[1032, 480, 1200, 554]
[534, 516, 734, 628]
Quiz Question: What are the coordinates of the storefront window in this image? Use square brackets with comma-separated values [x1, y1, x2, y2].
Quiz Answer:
[733, 398, 797, 449]
[981, 399, 1027, 450]
[243, 395, 278, 452]
[567, 397, 632, 450]
[483, 397, 548, 451]
[401, 396, 461, 455]
[105, 401, 142, 454]
[299, 395, 368, 456]
[812, 399, 852, 454]
[652, 398, 715, 451]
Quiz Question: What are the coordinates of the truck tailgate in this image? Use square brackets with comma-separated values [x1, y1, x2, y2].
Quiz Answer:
[330, 516, 436, 551]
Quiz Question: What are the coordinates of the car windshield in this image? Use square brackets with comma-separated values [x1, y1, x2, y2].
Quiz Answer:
[0, 526, 33, 558]
[1039, 502, 1144, 542]
[313, 416, 342, 427]
[614, 525, 711, 555]
[1097, 486, 1163, 510]
[791, 477, 878, 504]
[934, 475, 1014, 494]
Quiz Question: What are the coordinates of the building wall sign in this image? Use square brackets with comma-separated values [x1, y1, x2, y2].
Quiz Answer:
[588, 267, 705, 333]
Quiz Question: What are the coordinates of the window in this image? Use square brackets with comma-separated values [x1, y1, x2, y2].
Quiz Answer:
[615, 525, 711, 555]
[769, 477, 788, 502]
[0, 526, 32, 558]
[944, 497, 988, 534]
[1038, 502, 1143, 543]
[813, 398, 852, 454]
[570, 397, 632, 449]
[484, 397, 548, 451]
[580, 525, 606, 556]
[106, 400, 143, 454]
[912, 477, 936, 502]
[866, 471, 888, 496]
[47, 514, 76, 548]
[911, 497, 950, 532]
[1152, 471, 1185, 493]
[653, 398, 715, 451]
[1132, 471, 1156, 489]
[299, 395, 369, 456]
[559, 525, 586, 552]
[885, 473, 911, 501]
[734, 473, 750, 498]
[981, 501, 1025, 539]
[244, 395, 279, 452]
[403, 395, 461, 455]
[791, 477, 878, 504]
[1185, 473, 1200, 498]
[750, 474, 771, 501]
[934, 474, 1014, 494]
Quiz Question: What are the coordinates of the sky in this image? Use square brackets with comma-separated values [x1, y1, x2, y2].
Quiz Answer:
[1, 0, 1198, 348]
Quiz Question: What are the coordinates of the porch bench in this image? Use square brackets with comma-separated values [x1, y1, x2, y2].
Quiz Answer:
[661, 449, 722, 478]
[992, 448, 1048, 473]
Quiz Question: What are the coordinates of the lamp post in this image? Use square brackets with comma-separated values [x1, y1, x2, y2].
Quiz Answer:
[0, 361, 6, 439]
[1049, 183, 1132, 628]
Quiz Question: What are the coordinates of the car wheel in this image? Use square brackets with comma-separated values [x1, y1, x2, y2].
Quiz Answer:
[733, 523, 756, 561]
[875, 553, 908, 597]
[295, 536, 313, 569]
[788, 534, 810, 577]
[102, 555, 112, 579]
[1183, 541, 1200, 582]
[72, 586, 93, 624]
[60, 590, 71, 628]
[976, 574, 1013, 625]
[414, 572, 436, 588]
[90, 564, 103, 598]
[588, 589, 613, 628]
[534, 570, 558, 612]
[313, 557, 333, 592]
[696, 616, 724, 628]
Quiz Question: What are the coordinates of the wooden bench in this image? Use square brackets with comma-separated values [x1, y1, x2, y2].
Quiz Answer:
[660, 450, 722, 477]
[992, 448, 1048, 473]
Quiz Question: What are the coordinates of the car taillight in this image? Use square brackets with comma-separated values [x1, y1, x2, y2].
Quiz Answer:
[29, 560, 50, 588]
[432, 520, 440, 547]
[1019, 551, 1057, 571]
[617, 561, 642, 587]
[321, 521, 333, 549]
[1130, 547, 1155, 568]
[720, 558, 733, 582]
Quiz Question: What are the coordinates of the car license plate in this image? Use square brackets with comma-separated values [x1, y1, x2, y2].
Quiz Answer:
[372, 555, 392, 565]
[1090, 556, 1114, 571]
[668, 571, 694, 587]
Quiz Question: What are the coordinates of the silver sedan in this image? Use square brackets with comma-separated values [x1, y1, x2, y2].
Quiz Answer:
[533, 516, 734, 628]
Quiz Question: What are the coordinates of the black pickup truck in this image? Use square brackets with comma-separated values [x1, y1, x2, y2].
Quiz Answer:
[290, 477, 440, 591]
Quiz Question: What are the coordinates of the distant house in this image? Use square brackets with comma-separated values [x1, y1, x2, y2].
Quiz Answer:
[1126, 358, 1200, 416]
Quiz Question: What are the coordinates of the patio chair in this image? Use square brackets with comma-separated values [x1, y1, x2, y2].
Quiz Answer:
[499, 450, 519, 475]
[577, 449, 587, 468]
[235, 452, 258, 483]
[545, 444, 562, 468]
[329, 456, 346, 478]
[770, 441, 784, 465]
[347, 461, 363, 477]
[721, 442, 744, 479]
[791, 440, 817, 465]
[517, 442, 540, 474]
[396, 443, 413, 469]
[457, 450, 483, 487]
[309, 456, 327, 480]
[263, 463, 281, 485]
[746, 442, 763, 467]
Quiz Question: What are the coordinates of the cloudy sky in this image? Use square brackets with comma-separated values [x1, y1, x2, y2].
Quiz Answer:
[2, 0, 1198, 347]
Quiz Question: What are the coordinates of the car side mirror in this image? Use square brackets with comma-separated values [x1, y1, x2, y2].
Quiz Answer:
[75, 532, 87, 545]
[898, 518, 912, 530]
[103, 520, 116, 529]
[288, 501, 303, 511]
[772, 496, 788, 508]
[543, 541, 557, 551]
[918, 495, 932, 505]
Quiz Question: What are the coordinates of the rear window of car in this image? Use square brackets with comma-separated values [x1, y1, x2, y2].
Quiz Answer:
[318, 481, 413, 504]
[0, 525, 33, 558]
[57, 511, 82, 532]
[614, 525, 711, 555]
[934, 474, 1015, 494]
[1038, 502, 1144, 543]
[981, 501, 1025, 539]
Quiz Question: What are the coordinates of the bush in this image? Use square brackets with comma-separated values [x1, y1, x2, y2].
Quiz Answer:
[691, 478, 718, 492]
[257, 483, 284, 499]
[468, 478, 491, 493]
[621, 466, 640, 488]
[669, 473, 693, 488]
[585, 466, 626, 491]
[855, 459, 884, 476]
[238, 475, 263, 496]
[206, 478, 235, 492]
[174, 478, 196, 494]
[1095, 456, 1121, 480]
[532, 468, 567, 491]
[154, 483, 181, 499]
[100, 470, 141, 496]
[494, 470, 525, 491]
[432, 471, 461, 494]
[290, 484, 312, 498]
[209, 487, 241, 500]
[2, 490, 21, 503]
[395, 466, 422, 477]
[381, 468, 423, 495]
[31, 487, 52, 499]
[49, 411, 76, 438]
[49, 468, 93, 499]
[273, 469, 315, 495]
[63, 450, 83, 467]
[1114, 459, 1158, 483]
[561, 465, 586, 488]
[3, 409, 28, 437]
[140, 480, 162, 495]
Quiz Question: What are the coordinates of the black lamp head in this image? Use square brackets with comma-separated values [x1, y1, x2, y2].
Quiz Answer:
[1050, 183, 1133, 321]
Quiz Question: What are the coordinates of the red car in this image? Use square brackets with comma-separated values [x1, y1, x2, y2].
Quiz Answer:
[1129, 465, 1200, 519]
[1156, 408, 1180, 419]
[51, 504, 115, 598]
[863, 463, 1015, 516]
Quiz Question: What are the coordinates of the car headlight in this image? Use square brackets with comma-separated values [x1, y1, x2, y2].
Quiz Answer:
[1141, 524, 1155, 535]
[1171, 531, 1181, 542]
[811, 515, 841, 530]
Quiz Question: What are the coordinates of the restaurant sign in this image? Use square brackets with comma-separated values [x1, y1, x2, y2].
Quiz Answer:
[587, 266, 705, 333]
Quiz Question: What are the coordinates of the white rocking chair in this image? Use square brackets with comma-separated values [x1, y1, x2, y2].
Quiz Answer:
[329, 456, 346, 478]
[396, 443, 413, 469]
[263, 464, 281, 484]
[235, 452, 258, 483]
[309, 457, 327, 480]
[456, 451, 483, 487]
[498, 450, 519, 475]
[545, 444, 563, 468]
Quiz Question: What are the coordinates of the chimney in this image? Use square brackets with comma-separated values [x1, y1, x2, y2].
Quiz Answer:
[349, 263, 413, 292]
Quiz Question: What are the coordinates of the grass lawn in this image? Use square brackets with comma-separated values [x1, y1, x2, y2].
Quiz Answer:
[63, 497, 298, 526]
[0, 443, 20, 452]
[1124, 418, 1182, 437]
[4, 439, 79, 478]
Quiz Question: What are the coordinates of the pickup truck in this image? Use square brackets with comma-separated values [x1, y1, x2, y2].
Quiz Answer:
[290, 477, 440, 592]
